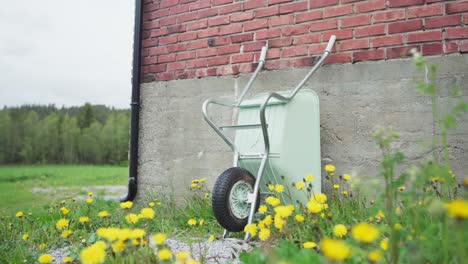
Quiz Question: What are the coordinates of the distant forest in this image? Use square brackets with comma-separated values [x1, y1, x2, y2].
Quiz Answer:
[0, 104, 130, 165]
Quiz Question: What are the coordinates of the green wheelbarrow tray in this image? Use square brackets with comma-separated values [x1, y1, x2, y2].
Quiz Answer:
[202, 35, 336, 240]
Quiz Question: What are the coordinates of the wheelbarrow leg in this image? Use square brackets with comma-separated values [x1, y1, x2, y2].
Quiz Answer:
[244, 154, 268, 240]
[222, 229, 230, 239]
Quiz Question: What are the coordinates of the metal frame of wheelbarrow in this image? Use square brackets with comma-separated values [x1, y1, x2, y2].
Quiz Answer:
[202, 35, 336, 240]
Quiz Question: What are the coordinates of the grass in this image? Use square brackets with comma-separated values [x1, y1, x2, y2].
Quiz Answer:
[0, 165, 127, 213]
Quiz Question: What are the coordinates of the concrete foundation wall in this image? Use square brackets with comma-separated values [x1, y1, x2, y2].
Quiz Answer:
[137, 54, 468, 199]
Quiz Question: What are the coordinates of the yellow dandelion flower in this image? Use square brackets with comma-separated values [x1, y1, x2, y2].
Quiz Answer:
[16, 211, 24, 218]
[190, 183, 198, 188]
[312, 193, 327, 203]
[294, 214, 304, 222]
[244, 223, 257, 236]
[258, 228, 270, 241]
[85, 198, 93, 204]
[61, 230, 73, 238]
[188, 218, 197, 226]
[98, 211, 109, 218]
[39, 243, 46, 250]
[97, 228, 119, 241]
[157, 248, 172, 260]
[125, 213, 139, 224]
[265, 196, 281, 207]
[444, 199, 468, 219]
[368, 250, 382, 262]
[320, 238, 351, 261]
[111, 240, 125, 253]
[380, 238, 388, 251]
[333, 184, 340, 189]
[398, 185, 406, 191]
[307, 200, 322, 213]
[88, 192, 93, 197]
[56, 218, 69, 230]
[140, 208, 155, 219]
[60, 207, 69, 215]
[463, 176, 468, 187]
[267, 184, 274, 191]
[120, 201, 133, 209]
[274, 184, 284, 193]
[130, 229, 146, 239]
[263, 215, 273, 225]
[333, 224, 347, 238]
[79, 216, 90, 223]
[22, 234, 29, 241]
[38, 254, 53, 264]
[208, 235, 215, 242]
[200, 178, 206, 183]
[305, 174, 314, 182]
[342, 191, 348, 196]
[63, 256, 72, 263]
[152, 233, 166, 245]
[117, 228, 132, 241]
[176, 251, 188, 260]
[274, 205, 294, 218]
[131, 239, 139, 246]
[204, 193, 210, 199]
[324, 164, 335, 173]
[258, 205, 267, 214]
[375, 210, 385, 220]
[80, 242, 106, 264]
[148, 202, 155, 207]
[394, 223, 402, 231]
[352, 223, 379, 243]
[295, 181, 305, 190]
[342, 174, 351, 181]
[199, 219, 205, 225]
[274, 214, 284, 231]
[303, 241, 317, 249]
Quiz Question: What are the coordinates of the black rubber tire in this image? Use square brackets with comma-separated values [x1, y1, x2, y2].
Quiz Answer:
[212, 167, 260, 232]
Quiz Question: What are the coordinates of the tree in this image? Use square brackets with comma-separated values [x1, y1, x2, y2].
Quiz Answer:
[77, 103, 94, 131]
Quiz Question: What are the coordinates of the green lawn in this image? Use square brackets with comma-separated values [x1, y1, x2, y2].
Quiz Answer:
[0, 165, 127, 213]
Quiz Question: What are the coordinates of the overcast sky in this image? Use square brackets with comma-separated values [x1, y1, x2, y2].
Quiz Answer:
[0, 0, 134, 109]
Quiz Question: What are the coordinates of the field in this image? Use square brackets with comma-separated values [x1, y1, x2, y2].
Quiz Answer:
[0, 165, 127, 213]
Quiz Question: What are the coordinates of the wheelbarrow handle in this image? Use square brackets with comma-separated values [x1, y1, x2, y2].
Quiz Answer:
[259, 45, 268, 62]
[325, 35, 336, 53]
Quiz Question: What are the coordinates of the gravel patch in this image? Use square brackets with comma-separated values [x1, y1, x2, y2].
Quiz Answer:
[47, 246, 70, 264]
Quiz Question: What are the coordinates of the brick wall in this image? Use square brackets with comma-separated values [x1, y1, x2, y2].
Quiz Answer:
[141, 0, 468, 82]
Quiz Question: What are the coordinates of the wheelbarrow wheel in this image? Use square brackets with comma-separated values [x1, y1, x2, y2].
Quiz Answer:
[212, 167, 259, 232]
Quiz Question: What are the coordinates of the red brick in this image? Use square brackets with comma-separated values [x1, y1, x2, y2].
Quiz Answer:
[461, 41, 468, 52]
[270, 15, 294, 27]
[160, 0, 179, 8]
[231, 12, 254, 22]
[310, 0, 339, 8]
[178, 32, 198, 42]
[148, 46, 168, 56]
[265, 59, 291, 70]
[341, 15, 370, 28]
[355, 0, 386, 13]
[422, 43, 442, 55]
[180, 0, 197, 4]
[217, 65, 240, 76]
[167, 24, 186, 34]
[323, 29, 353, 41]
[219, 24, 243, 35]
[187, 39, 208, 50]
[407, 30, 442, 43]
[266, 49, 281, 59]
[408, 5, 443, 19]
[208, 16, 230, 27]
[176, 51, 196, 60]
[355, 24, 386, 38]
[186, 20, 208, 31]
[256, 29, 281, 40]
[175, 70, 196, 80]
[217, 45, 241, 55]
[239, 63, 255, 73]
[243, 41, 266, 51]
[143, 20, 160, 30]
[269, 0, 292, 4]
[198, 48, 218, 57]
[150, 28, 169, 37]
[388, 20, 422, 34]
[324, 5, 352, 18]
[386, 46, 420, 59]
[195, 67, 217, 77]
[159, 35, 178, 45]
[143, 38, 158, 48]
[169, 5, 189, 15]
[187, 58, 208, 68]
[354, 49, 385, 62]
[280, 1, 308, 14]
[269, 37, 292, 48]
[325, 53, 352, 64]
[177, 12, 198, 23]
[189, 0, 211, 11]
[281, 24, 309, 36]
[212, 0, 232, 6]
[282, 46, 308, 57]
[160, 16, 176, 26]
[425, 15, 461, 29]
[291, 57, 314, 67]
[255, 6, 279, 17]
[212, 36, 231, 46]
[444, 41, 459, 53]
[372, 35, 403, 47]
[167, 61, 186, 71]
[148, 64, 166, 73]
[142, 56, 158, 65]
[388, 0, 424, 8]
[167, 43, 186, 53]
[198, 8, 218, 18]
[340, 39, 369, 51]
[149, 9, 169, 19]
[158, 53, 176, 63]
[231, 33, 254, 43]
[342, 0, 361, 2]
[446, 1, 468, 14]
[446, 27, 468, 39]
[373, 10, 405, 23]
[156, 72, 175, 81]
[244, 19, 269, 31]
[244, 0, 266, 10]
[464, 14, 468, 23]
[310, 20, 338, 32]
[296, 11, 323, 23]
[231, 53, 254, 63]
[145, 3, 160, 12]
[208, 56, 230, 66]
[293, 33, 321, 45]
[198, 28, 219, 38]
[219, 3, 242, 14]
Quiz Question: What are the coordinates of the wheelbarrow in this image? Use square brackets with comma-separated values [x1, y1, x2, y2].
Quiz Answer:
[202, 36, 336, 240]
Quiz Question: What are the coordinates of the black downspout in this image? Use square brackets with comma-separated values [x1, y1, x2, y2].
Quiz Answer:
[121, 0, 143, 202]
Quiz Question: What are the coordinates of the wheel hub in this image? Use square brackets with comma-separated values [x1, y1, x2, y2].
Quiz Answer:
[229, 180, 253, 219]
